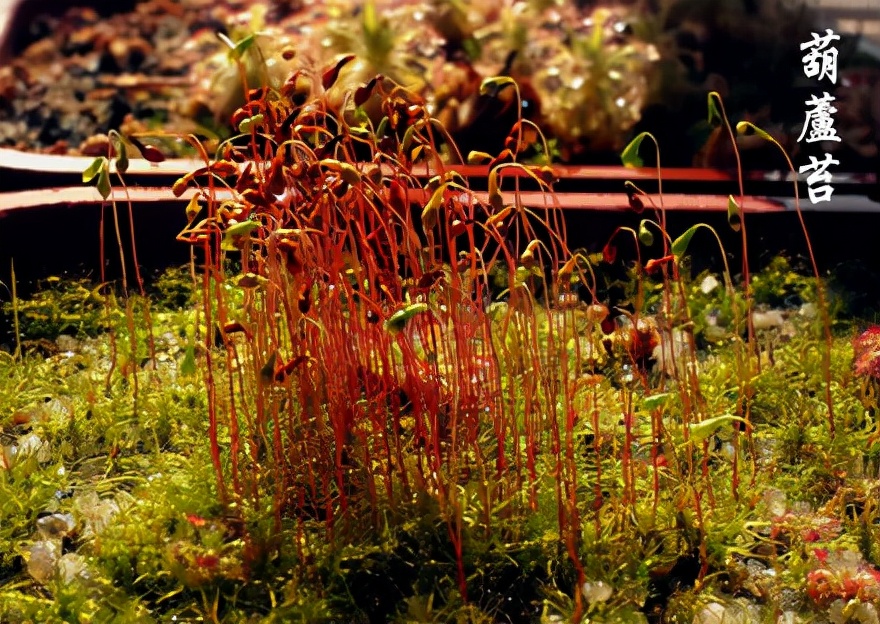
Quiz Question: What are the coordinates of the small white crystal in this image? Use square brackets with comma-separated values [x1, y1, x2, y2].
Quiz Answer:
[829, 600, 848, 624]
[27, 540, 60, 583]
[827, 599, 879, 624]
[43, 398, 71, 421]
[692, 600, 756, 624]
[74, 492, 121, 538]
[36, 513, 75, 539]
[799, 302, 818, 320]
[652, 328, 690, 377]
[852, 603, 880, 624]
[581, 580, 613, 603]
[751, 310, 785, 331]
[693, 602, 726, 624]
[58, 553, 88, 584]
[763, 488, 787, 517]
[700, 275, 720, 294]
[16, 433, 51, 463]
[55, 335, 80, 353]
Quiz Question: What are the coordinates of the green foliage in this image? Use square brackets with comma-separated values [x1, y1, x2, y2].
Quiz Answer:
[2, 268, 200, 344]
[82, 156, 111, 199]
[1, 277, 118, 341]
[749, 256, 818, 309]
[1, 239, 878, 622]
[620, 131, 651, 168]
[148, 266, 197, 310]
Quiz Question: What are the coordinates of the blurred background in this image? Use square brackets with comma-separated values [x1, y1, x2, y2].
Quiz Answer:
[0, 0, 877, 172]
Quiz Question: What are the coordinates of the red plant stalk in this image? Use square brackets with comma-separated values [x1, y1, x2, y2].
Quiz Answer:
[202, 238, 227, 505]
[174, 62, 650, 612]
[622, 399, 635, 506]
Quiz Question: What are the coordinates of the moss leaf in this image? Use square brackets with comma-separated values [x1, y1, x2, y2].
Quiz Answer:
[620, 132, 650, 168]
[689, 415, 749, 443]
[384, 303, 428, 334]
[82, 157, 107, 184]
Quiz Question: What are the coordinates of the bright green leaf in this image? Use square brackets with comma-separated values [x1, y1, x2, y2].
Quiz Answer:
[376, 116, 389, 138]
[642, 393, 671, 412]
[353, 105, 370, 125]
[348, 125, 371, 137]
[82, 157, 107, 184]
[362, 0, 379, 36]
[486, 302, 508, 321]
[180, 343, 197, 378]
[96, 168, 112, 200]
[229, 34, 256, 60]
[671, 224, 706, 259]
[707, 92, 723, 127]
[384, 303, 428, 334]
[514, 265, 533, 287]
[225, 220, 260, 238]
[689, 415, 749, 443]
[638, 220, 654, 246]
[238, 114, 264, 134]
[620, 132, 651, 168]
[338, 163, 362, 186]
[221, 220, 260, 251]
[467, 151, 493, 165]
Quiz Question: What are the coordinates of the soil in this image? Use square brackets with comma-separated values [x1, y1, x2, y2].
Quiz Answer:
[0, 0, 310, 156]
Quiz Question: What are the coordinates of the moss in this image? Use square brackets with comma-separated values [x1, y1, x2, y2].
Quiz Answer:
[0, 254, 879, 622]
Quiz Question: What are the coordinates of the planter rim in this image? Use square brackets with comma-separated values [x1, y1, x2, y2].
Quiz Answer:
[3, 148, 877, 214]
[0, 147, 732, 180]
[0, 185, 792, 215]
[2, 149, 876, 187]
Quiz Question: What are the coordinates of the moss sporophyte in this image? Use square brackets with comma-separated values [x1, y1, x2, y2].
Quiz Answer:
[2, 31, 879, 624]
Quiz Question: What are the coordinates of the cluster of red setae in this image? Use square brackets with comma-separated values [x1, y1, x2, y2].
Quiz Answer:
[170, 54, 601, 608]
[853, 326, 880, 381]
